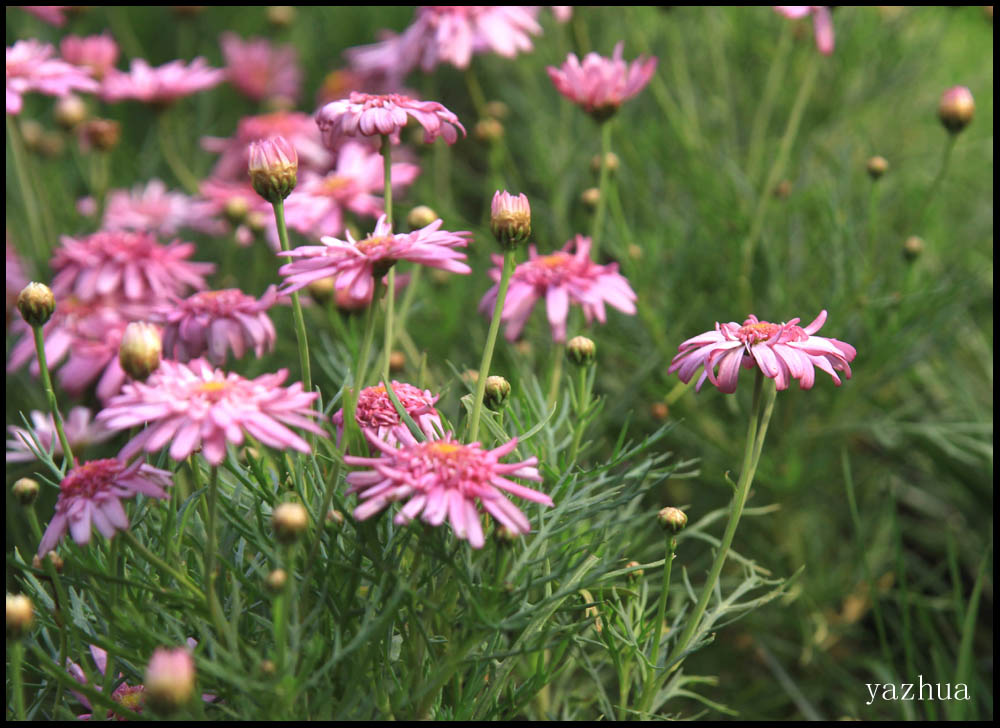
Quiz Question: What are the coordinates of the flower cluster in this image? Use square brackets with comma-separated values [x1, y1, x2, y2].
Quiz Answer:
[6, 40, 99, 115]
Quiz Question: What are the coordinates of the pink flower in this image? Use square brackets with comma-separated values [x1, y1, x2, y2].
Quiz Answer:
[333, 381, 443, 447]
[51, 231, 215, 304]
[102, 180, 218, 237]
[6, 40, 99, 115]
[283, 141, 420, 239]
[202, 111, 333, 180]
[37, 458, 173, 556]
[101, 57, 225, 105]
[547, 41, 657, 120]
[60, 33, 119, 80]
[345, 434, 552, 548]
[479, 235, 638, 342]
[144, 647, 195, 711]
[20, 6, 69, 26]
[197, 177, 272, 246]
[668, 310, 857, 393]
[67, 645, 147, 720]
[7, 407, 114, 463]
[220, 32, 301, 104]
[156, 287, 279, 365]
[98, 359, 326, 465]
[6, 241, 28, 318]
[278, 214, 471, 299]
[316, 92, 465, 146]
[774, 6, 834, 55]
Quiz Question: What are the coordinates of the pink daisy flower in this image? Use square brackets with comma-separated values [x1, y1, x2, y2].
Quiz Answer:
[345, 433, 552, 548]
[283, 141, 420, 239]
[316, 92, 465, 146]
[7, 406, 114, 463]
[60, 33, 119, 81]
[6, 40, 99, 115]
[155, 286, 280, 365]
[668, 310, 857, 393]
[219, 32, 302, 105]
[333, 380, 443, 447]
[102, 179, 219, 237]
[278, 214, 471, 300]
[547, 41, 657, 120]
[51, 230, 215, 304]
[20, 6, 69, 26]
[37, 458, 173, 556]
[479, 235, 638, 342]
[202, 111, 333, 180]
[101, 57, 225, 105]
[97, 359, 326, 465]
[775, 6, 834, 55]
[67, 644, 147, 720]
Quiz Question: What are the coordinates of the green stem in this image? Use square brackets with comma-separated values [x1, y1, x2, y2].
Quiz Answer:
[6, 115, 47, 256]
[546, 349, 564, 412]
[120, 529, 201, 596]
[469, 250, 516, 443]
[380, 135, 395, 385]
[31, 324, 74, 468]
[922, 134, 956, 216]
[591, 121, 613, 260]
[11, 640, 26, 720]
[665, 372, 777, 672]
[156, 111, 200, 195]
[639, 535, 677, 715]
[746, 21, 793, 186]
[273, 199, 313, 395]
[43, 556, 71, 712]
[738, 54, 819, 312]
[204, 465, 226, 637]
[568, 364, 592, 465]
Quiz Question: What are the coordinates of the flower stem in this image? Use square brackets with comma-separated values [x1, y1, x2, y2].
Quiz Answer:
[638, 534, 677, 715]
[156, 110, 200, 195]
[568, 364, 592, 465]
[380, 135, 396, 385]
[923, 134, 956, 216]
[746, 20, 793, 186]
[204, 465, 227, 638]
[591, 120, 613, 260]
[6, 114, 48, 256]
[31, 324, 74, 468]
[121, 527, 201, 595]
[11, 640, 26, 720]
[469, 249, 516, 443]
[664, 371, 777, 673]
[272, 199, 313, 395]
[546, 349, 564, 412]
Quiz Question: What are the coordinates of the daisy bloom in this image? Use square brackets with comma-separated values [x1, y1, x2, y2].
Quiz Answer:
[668, 310, 857, 393]
[6, 40, 99, 115]
[316, 91, 465, 146]
[156, 286, 280, 365]
[67, 645, 146, 720]
[547, 41, 657, 121]
[37, 458, 173, 556]
[101, 57, 225, 105]
[7, 407, 114, 463]
[21, 6, 70, 26]
[220, 32, 301, 104]
[278, 214, 471, 300]
[98, 359, 326, 465]
[102, 179, 218, 237]
[60, 33, 119, 81]
[51, 230, 214, 304]
[345, 433, 552, 548]
[333, 381, 443, 447]
[202, 110, 333, 180]
[479, 235, 637, 342]
[774, 6, 834, 55]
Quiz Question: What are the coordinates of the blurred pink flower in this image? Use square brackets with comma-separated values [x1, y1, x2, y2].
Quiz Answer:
[37, 458, 173, 556]
[51, 230, 214, 304]
[283, 141, 420, 239]
[345, 433, 552, 548]
[333, 381, 443, 447]
[220, 31, 301, 104]
[7, 406, 114, 463]
[98, 359, 326, 464]
[479, 235, 637, 342]
[550, 6, 573, 23]
[668, 310, 857, 393]
[60, 33, 119, 80]
[101, 57, 225, 105]
[6, 40, 99, 115]
[202, 111, 333, 180]
[316, 92, 465, 146]
[198, 177, 273, 247]
[144, 647, 196, 710]
[278, 214, 471, 299]
[547, 41, 657, 120]
[102, 180, 218, 237]
[774, 6, 834, 55]
[6, 241, 28, 318]
[67, 645, 146, 720]
[21, 6, 69, 26]
[156, 287, 279, 365]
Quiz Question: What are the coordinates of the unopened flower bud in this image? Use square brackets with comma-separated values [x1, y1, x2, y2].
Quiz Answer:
[265, 568, 288, 593]
[475, 118, 504, 143]
[495, 525, 520, 545]
[272, 502, 308, 543]
[772, 180, 792, 199]
[938, 86, 975, 133]
[625, 560, 644, 581]
[657, 506, 688, 533]
[566, 336, 596, 367]
[325, 509, 344, 529]
[17, 282, 55, 326]
[246, 211, 267, 233]
[224, 195, 250, 225]
[627, 243, 643, 260]
[12, 478, 40, 506]
[306, 277, 336, 305]
[581, 187, 600, 208]
[490, 190, 531, 250]
[389, 350, 406, 373]
[6, 594, 34, 639]
[650, 402, 669, 421]
[484, 100, 509, 120]
[591, 151, 620, 175]
[903, 235, 924, 262]
[20, 119, 44, 150]
[867, 155, 889, 180]
[483, 375, 511, 411]
[259, 658, 277, 675]
[144, 647, 195, 714]
[267, 5, 296, 27]
[249, 136, 298, 203]
[55, 94, 88, 130]
[407, 205, 438, 230]
[33, 551, 64, 573]
[119, 322, 162, 381]
[81, 118, 121, 152]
